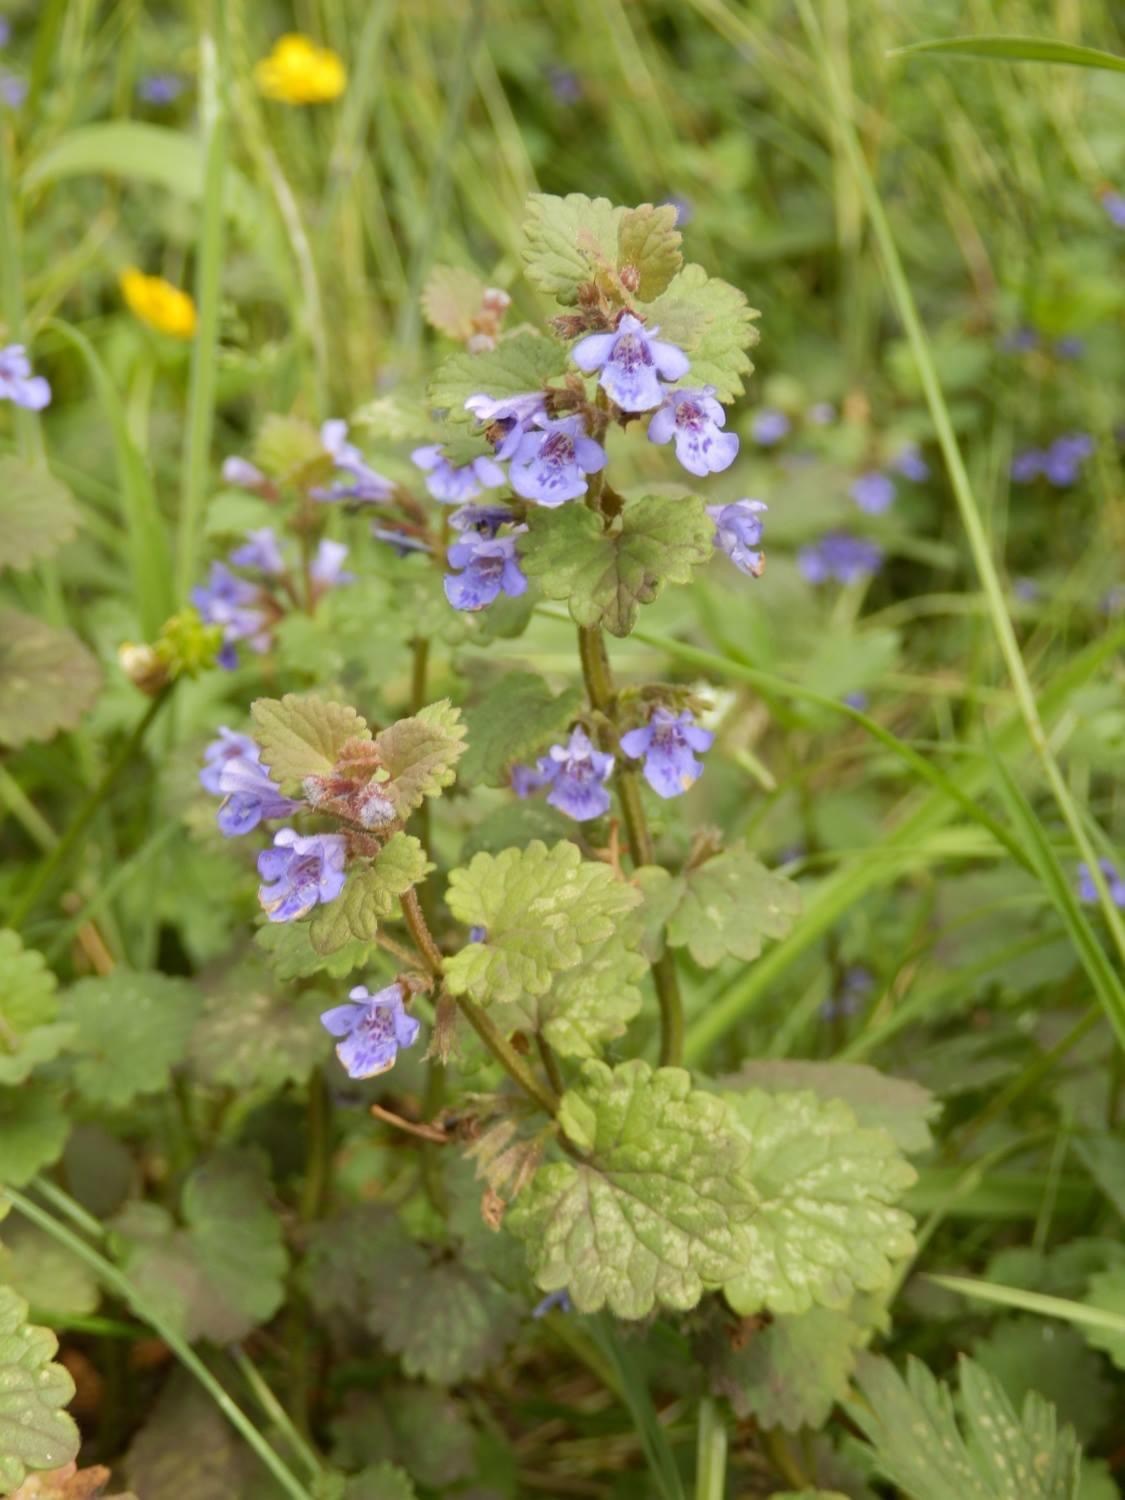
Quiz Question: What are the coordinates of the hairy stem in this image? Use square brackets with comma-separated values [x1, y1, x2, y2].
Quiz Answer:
[576, 625, 685, 1066]
[537, 1034, 566, 1098]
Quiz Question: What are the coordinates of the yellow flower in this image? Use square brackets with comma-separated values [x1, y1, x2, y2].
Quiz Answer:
[119, 268, 197, 339]
[254, 34, 346, 105]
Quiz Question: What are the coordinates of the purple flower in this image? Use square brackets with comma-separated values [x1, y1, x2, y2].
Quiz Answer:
[571, 313, 690, 412]
[509, 415, 606, 507]
[532, 1289, 572, 1317]
[647, 386, 738, 477]
[706, 499, 766, 577]
[0, 345, 50, 411]
[842, 690, 869, 711]
[1102, 192, 1125, 229]
[1054, 335, 1085, 360]
[138, 73, 185, 104]
[0, 19, 10, 46]
[1013, 576, 1041, 603]
[258, 829, 347, 923]
[1043, 433, 1093, 487]
[449, 502, 515, 537]
[893, 444, 930, 482]
[444, 530, 527, 611]
[660, 194, 693, 226]
[798, 533, 884, 585]
[465, 391, 548, 460]
[545, 65, 582, 104]
[807, 401, 836, 426]
[371, 526, 431, 557]
[1077, 859, 1125, 909]
[751, 408, 790, 446]
[850, 470, 896, 514]
[411, 443, 505, 505]
[315, 419, 396, 504]
[620, 707, 713, 799]
[190, 562, 270, 668]
[1010, 449, 1043, 484]
[199, 727, 259, 795]
[0, 74, 26, 110]
[820, 965, 873, 1021]
[999, 327, 1039, 353]
[229, 528, 286, 575]
[222, 455, 267, 489]
[321, 983, 421, 1079]
[215, 754, 300, 837]
[309, 538, 353, 589]
[512, 727, 614, 822]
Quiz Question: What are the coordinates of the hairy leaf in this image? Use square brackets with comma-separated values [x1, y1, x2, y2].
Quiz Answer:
[0, 931, 73, 1087]
[493, 924, 647, 1058]
[459, 673, 583, 787]
[254, 921, 381, 981]
[61, 973, 200, 1109]
[704, 1306, 863, 1431]
[637, 844, 800, 968]
[0, 461, 80, 573]
[428, 331, 567, 419]
[522, 493, 713, 638]
[723, 1089, 916, 1316]
[509, 1060, 759, 1318]
[375, 701, 466, 817]
[0, 1222, 99, 1318]
[309, 835, 432, 955]
[0, 1287, 79, 1493]
[618, 203, 682, 300]
[251, 694, 370, 786]
[971, 1317, 1113, 1444]
[0, 1084, 69, 1186]
[724, 1059, 939, 1153]
[0, 610, 101, 749]
[189, 980, 330, 1091]
[645, 263, 760, 400]
[521, 192, 623, 303]
[421, 264, 487, 341]
[444, 840, 641, 1005]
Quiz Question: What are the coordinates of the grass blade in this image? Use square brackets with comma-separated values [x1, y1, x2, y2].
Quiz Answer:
[891, 35, 1125, 74]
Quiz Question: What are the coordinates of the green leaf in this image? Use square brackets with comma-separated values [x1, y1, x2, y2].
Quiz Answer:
[637, 844, 801, 968]
[0, 1221, 100, 1318]
[428, 331, 568, 419]
[0, 931, 73, 1087]
[253, 921, 381, 981]
[722, 1059, 940, 1153]
[113, 1151, 287, 1343]
[251, 695, 371, 787]
[0, 1287, 80, 1493]
[252, 413, 331, 485]
[375, 700, 467, 818]
[444, 840, 641, 1005]
[189, 978, 330, 1092]
[0, 461, 80, 573]
[124, 1371, 254, 1499]
[892, 35, 1125, 75]
[521, 192, 623, 304]
[342, 1464, 418, 1500]
[645, 264, 760, 400]
[849, 1352, 1081, 1500]
[704, 1305, 863, 1431]
[971, 1318, 1113, 1445]
[1083, 1267, 1125, 1371]
[521, 493, 713, 638]
[308, 834, 432, 955]
[421, 264, 488, 340]
[617, 203, 682, 301]
[0, 610, 102, 750]
[203, 490, 277, 538]
[459, 673, 583, 787]
[0, 1085, 69, 1187]
[329, 1386, 475, 1489]
[723, 1089, 916, 1316]
[61, 973, 200, 1109]
[509, 1060, 760, 1319]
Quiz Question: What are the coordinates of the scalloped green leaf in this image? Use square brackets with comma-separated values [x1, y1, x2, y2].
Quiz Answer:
[0, 1220, 100, 1320]
[421, 264, 488, 341]
[704, 1305, 863, 1431]
[509, 1060, 760, 1319]
[521, 192, 624, 304]
[637, 843, 801, 968]
[0, 1286, 80, 1492]
[189, 977, 330, 1092]
[521, 492, 713, 638]
[0, 931, 73, 1086]
[723, 1059, 940, 1154]
[375, 701, 466, 817]
[971, 1317, 1113, 1444]
[444, 840, 641, 1005]
[645, 263, 760, 400]
[428, 332, 568, 420]
[61, 973, 200, 1109]
[1083, 1266, 1125, 1370]
[342, 1464, 418, 1500]
[308, 834, 433, 955]
[0, 611, 102, 749]
[253, 921, 381, 981]
[0, 1084, 69, 1187]
[459, 673, 584, 787]
[723, 1089, 916, 1316]
[251, 695, 371, 787]
[329, 1386, 475, 1489]
[252, 413, 330, 485]
[618, 203, 682, 301]
[0, 461, 80, 573]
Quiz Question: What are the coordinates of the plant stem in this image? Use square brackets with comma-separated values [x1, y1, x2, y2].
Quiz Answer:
[399, 886, 446, 975]
[694, 1396, 728, 1500]
[230, 1346, 325, 1483]
[6, 688, 171, 931]
[9, 1184, 315, 1500]
[537, 1034, 566, 1097]
[576, 625, 685, 1067]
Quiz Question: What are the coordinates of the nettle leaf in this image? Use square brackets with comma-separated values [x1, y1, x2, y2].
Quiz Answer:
[704, 1305, 863, 1431]
[189, 979, 330, 1092]
[254, 921, 381, 981]
[723, 1089, 916, 1316]
[724, 1060, 940, 1154]
[253, 413, 330, 485]
[509, 1060, 759, 1319]
[0, 931, 73, 1086]
[521, 192, 623, 304]
[251, 695, 371, 787]
[0, 1084, 68, 1186]
[375, 701, 466, 818]
[646, 263, 761, 401]
[0, 1287, 80, 1493]
[618, 203, 682, 301]
[421, 264, 487, 341]
[0, 460, 80, 572]
[971, 1317, 1113, 1445]
[637, 843, 801, 968]
[521, 493, 713, 638]
[309, 835, 432, 956]
[444, 840, 641, 1005]
[428, 332, 567, 421]
[459, 673, 583, 787]
[61, 973, 200, 1109]
[1083, 1266, 1125, 1370]
[0, 610, 101, 749]
[849, 1352, 1081, 1500]
[329, 1386, 475, 1490]
[342, 1465, 418, 1500]
[113, 1150, 287, 1343]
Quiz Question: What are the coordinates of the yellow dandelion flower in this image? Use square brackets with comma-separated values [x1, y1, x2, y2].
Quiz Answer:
[119, 268, 197, 340]
[254, 34, 346, 105]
